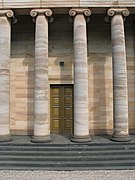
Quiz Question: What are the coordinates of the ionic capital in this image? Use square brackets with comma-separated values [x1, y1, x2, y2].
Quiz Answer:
[0, 10, 17, 23]
[105, 8, 130, 22]
[0, 10, 14, 18]
[30, 9, 53, 23]
[69, 8, 91, 17]
[30, 9, 53, 17]
[107, 8, 130, 17]
[69, 8, 91, 22]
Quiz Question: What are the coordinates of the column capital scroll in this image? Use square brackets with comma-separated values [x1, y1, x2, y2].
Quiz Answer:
[30, 9, 53, 17]
[0, 10, 17, 23]
[107, 8, 130, 17]
[69, 8, 91, 22]
[0, 10, 13, 18]
[69, 8, 91, 17]
[105, 8, 130, 22]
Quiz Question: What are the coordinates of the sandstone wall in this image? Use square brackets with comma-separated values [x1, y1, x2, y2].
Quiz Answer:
[10, 15, 135, 135]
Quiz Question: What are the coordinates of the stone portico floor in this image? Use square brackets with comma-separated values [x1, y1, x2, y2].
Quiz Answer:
[2, 134, 135, 145]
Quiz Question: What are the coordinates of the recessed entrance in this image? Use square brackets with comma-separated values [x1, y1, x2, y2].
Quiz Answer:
[50, 85, 73, 134]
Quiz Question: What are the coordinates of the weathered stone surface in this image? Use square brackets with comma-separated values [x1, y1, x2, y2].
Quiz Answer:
[108, 8, 131, 141]
[9, 14, 135, 136]
[69, 9, 92, 142]
[30, 9, 52, 142]
[0, 10, 14, 141]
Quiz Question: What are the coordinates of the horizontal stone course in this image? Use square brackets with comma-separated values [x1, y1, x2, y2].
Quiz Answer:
[0, 0, 135, 8]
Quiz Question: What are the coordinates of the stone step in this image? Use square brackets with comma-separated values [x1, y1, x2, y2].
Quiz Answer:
[0, 149, 135, 156]
[0, 144, 134, 151]
[0, 154, 134, 161]
[1, 141, 135, 146]
[0, 165, 135, 171]
[0, 159, 135, 170]
[0, 143, 135, 170]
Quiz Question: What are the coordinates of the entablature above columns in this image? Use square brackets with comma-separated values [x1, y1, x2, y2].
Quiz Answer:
[0, 0, 135, 11]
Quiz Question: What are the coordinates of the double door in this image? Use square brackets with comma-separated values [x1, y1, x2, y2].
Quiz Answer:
[50, 85, 73, 134]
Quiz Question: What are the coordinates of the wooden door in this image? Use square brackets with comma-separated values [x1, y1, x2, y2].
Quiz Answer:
[50, 85, 73, 134]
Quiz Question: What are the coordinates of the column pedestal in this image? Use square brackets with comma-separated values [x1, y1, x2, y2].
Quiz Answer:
[110, 134, 131, 142]
[31, 135, 51, 143]
[71, 135, 92, 143]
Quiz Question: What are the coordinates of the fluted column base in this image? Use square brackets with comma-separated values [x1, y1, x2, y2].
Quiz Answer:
[31, 135, 51, 143]
[0, 135, 12, 142]
[71, 135, 92, 143]
[110, 133, 131, 142]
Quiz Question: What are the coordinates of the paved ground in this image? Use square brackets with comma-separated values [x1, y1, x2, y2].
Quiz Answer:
[0, 170, 135, 180]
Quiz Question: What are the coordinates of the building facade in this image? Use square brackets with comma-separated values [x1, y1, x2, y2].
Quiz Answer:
[0, 0, 135, 142]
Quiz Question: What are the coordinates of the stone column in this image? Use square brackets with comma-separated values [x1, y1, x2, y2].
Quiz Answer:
[69, 8, 92, 142]
[0, 10, 14, 142]
[30, 9, 52, 143]
[107, 8, 131, 142]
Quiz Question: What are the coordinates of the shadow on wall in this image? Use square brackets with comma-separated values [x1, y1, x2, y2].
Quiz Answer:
[10, 15, 35, 135]
[126, 16, 135, 133]
[48, 14, 73, 85]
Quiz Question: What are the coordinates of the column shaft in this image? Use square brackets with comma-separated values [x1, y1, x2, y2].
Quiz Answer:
[69, 9, 92, 142]
[108, 9, 131, 141]
[30, 9, 52, 142]
[0, 10, 13, 142]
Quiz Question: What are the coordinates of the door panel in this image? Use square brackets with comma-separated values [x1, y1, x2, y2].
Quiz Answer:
[51, 87, 61, 133]
[50, 85, 73, 134]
